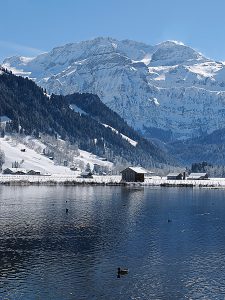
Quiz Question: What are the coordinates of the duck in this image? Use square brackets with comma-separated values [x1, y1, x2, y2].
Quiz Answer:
[117, 267, 128, 275]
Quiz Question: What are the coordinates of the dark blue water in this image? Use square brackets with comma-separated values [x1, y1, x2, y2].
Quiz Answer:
[1, 186, 225, 299]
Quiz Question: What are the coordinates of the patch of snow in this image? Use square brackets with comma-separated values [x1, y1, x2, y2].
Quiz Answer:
[149, 97, 160, 106]
[69, 104, 87, 115]
[78, 149, 113, 169]
[0, 136, 72, 175]
[20, 56, 35, 64]
[103, 124, 138, 146]
[140, 55, 152, 65]
[112, 42, 117, 49]
[0, 135, 113, 175]
[2, 63, 31, 76]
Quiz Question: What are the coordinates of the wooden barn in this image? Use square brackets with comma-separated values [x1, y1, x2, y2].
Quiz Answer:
[121, 167, 148, 182]
[187, 173, 209, 180]
[167, 173, 183, 180]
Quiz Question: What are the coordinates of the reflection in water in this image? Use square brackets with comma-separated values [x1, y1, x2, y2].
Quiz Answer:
[1, 186, 225, 299]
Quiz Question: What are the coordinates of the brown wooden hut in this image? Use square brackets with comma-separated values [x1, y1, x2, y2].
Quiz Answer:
[121, 167, 148, 182]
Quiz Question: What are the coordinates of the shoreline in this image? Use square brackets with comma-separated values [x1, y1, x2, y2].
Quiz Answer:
[1, 175, 225, 188]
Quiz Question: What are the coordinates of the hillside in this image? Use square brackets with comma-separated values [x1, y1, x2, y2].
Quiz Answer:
[169, 128, 225, 165]
[0, 68, 174, 168]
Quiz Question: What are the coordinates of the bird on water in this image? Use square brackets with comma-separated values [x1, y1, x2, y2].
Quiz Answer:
[117, 267, 128, 276]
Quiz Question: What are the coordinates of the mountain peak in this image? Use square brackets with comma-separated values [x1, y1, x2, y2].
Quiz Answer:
[150, 40, 206, 66]
[3, 37, 223, 141]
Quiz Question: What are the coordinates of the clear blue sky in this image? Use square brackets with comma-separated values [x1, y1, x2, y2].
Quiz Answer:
[1, 0, 225, 62]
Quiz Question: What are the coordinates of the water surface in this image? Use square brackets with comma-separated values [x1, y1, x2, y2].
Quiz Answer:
[1, 186, 225, 299]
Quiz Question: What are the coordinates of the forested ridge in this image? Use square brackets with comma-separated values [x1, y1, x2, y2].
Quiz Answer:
[0, 68, 174, 167]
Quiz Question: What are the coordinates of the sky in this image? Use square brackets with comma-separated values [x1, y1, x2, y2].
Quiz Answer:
[0, 0, 225, 62]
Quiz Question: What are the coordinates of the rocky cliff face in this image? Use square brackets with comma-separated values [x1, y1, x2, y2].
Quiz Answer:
[3, 37, 225, 140]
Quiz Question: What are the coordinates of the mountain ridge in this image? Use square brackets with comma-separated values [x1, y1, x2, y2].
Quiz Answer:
[3, 37, 225, 142]
[0, 67, 174, 168]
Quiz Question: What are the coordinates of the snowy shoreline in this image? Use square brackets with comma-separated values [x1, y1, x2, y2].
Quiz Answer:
[1, 175, 225, 188]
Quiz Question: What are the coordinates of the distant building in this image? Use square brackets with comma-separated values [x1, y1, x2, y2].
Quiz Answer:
[70, 165, 78, 171]
[3, 168, 27, 175]
[0, 116, 12, 124]
[14, 169, 27, 175]
[3, 168, 41, 175]
[121, 166, 149, 182]
[187, 173, 209, 180]
[0, 115, 12, 129]
[3, 168, 14, 175]
[80, 171, 93, 178]
[167, 173, 183, 180]
[27, 170, 41, 175]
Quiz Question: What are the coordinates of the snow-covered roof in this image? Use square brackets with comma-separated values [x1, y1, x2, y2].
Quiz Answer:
[167, 173, 182, 177]
[81, 171, 92, 176]
[189, 173, 207, 176]
[4, 168, 28, 173]
[122, 166, 150, 174]
[188, 173, 208, 179]
[0, 116, 11, 123]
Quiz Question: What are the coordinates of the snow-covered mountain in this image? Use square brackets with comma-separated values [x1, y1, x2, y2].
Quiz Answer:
[3, 37, 225, 140]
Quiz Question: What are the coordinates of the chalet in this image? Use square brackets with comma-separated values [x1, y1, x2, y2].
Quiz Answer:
[27, 170, 41, 175]
[167, 173, 183, 180]
[3, 168, 14, 175]
[0, 116, 12, 129]
[121, 167, 149, 182]
[3, 168, 27, 175]
[3, 168, 41, 175]
[80, 171, 93, 178]
[70, 165, 78, 171]
[0, 116, 11, 124]
[187, 173, 209, 180]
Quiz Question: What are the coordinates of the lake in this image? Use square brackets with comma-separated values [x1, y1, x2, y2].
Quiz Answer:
[1, 186, 225, 300]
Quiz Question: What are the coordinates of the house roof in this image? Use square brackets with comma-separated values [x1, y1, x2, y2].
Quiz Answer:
[189, 173, 207, 177]
[167, 173, 182, 177]
[13, 168, 28, 173]
[188, 173, 208, 179]
[121, 166, 151, 174]
[81, 171, 92, 176]
[4, 168, 40, 174]
[0, 115, 11, 123]
[4, 168, 27, 173]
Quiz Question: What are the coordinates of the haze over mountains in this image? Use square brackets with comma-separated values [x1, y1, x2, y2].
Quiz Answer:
[3, 37, 225, 143]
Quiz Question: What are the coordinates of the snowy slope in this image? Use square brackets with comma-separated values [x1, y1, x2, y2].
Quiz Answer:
[103, 124, 137, 146]
[3, 37, 225, 140]
[0, 136, 113, 174]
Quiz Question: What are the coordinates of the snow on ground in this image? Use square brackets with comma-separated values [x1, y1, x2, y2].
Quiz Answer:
[143, 177, 225, 188]
[0, 174, 122, 184]
[188, 62, 223, 78]
[1, 174, 225, 187]
[0, 136, 113, 175]
[103, 124, 138, 146]
[78, 149, 113, 169]
[69, 104, 87, 115]
[0, 137, 75, 175]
